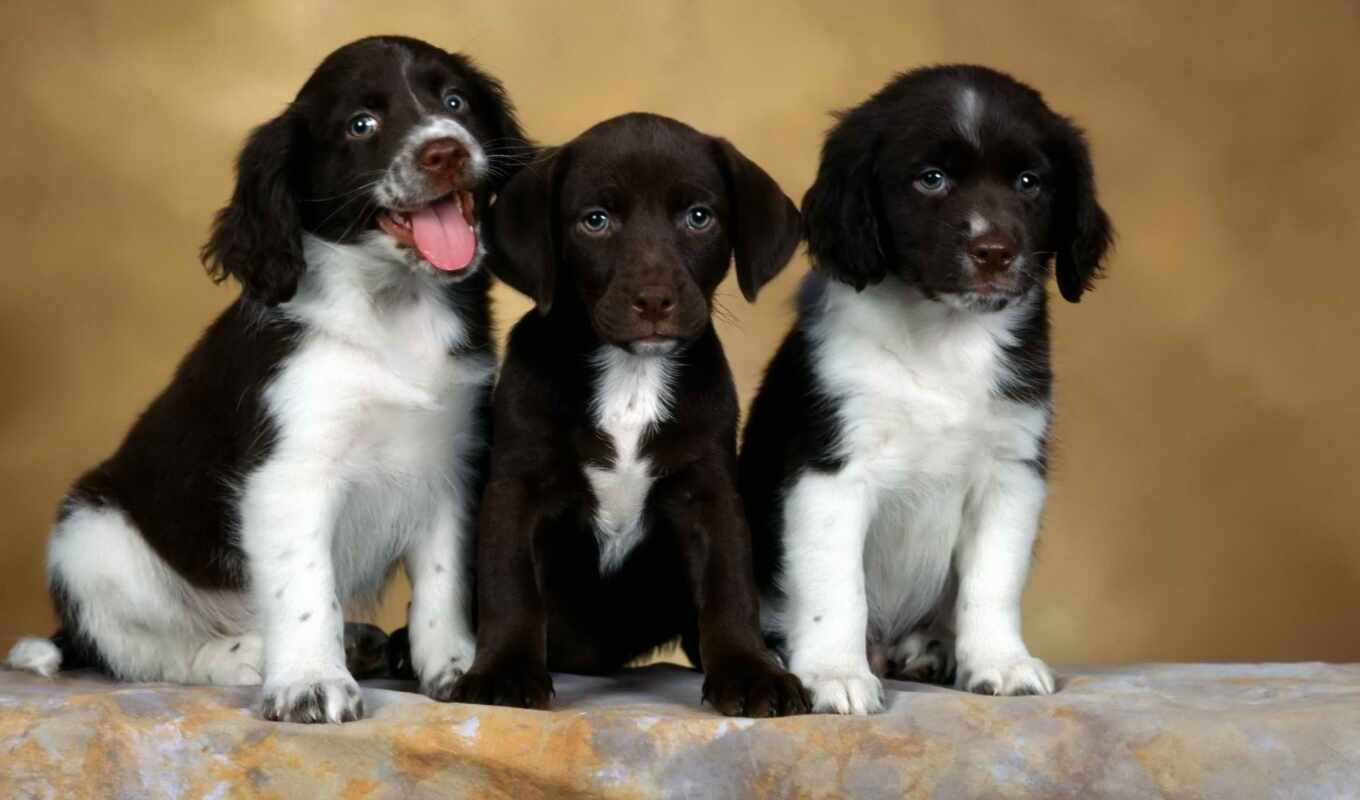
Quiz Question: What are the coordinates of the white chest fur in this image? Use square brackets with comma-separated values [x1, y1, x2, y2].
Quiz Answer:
[584, 346, 677, 574]
[807, 278, 1050, 640]
[255, 236, 493, 604]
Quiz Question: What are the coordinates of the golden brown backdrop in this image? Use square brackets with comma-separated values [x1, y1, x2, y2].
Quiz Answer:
[2, 1, 1357, 665]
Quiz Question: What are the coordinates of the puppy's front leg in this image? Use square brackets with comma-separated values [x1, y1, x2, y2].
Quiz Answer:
[241, 467, 361, 723]
[953, 462, 1055, 696]
[404, 492, 476, 701]
[660, 464, 809, 718]
[778, 471, 882, 714]
[450, 477, 554, 709]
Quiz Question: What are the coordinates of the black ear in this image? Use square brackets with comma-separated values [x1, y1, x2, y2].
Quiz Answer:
[712, 138, 802, 302]
[1051, 118, 1113, 303]
[200, 111, 306, 305]
[488, 147, 565, 312]
[801, 115, 887, 291]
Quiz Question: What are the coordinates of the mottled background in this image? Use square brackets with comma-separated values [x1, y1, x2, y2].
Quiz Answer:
[1, 1, 1357, 665]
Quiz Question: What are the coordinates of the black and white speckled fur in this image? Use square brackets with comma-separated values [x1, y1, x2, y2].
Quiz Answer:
[740, 65, 1112, 714]
[4, 37, 528, 725]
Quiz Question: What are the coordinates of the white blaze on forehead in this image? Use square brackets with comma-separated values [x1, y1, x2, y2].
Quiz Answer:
[956, 87, 983, 149]
[968, 211, 991, 237]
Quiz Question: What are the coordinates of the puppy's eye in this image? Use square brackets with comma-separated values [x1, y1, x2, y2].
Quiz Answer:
[914, 168, 949, 194]
[580, 209, 610, 234]
[442, 92, 465, 112]
[1015, 171, 1042, 195]
[347, 113, 380, 139]
[685, 206, 714, 231]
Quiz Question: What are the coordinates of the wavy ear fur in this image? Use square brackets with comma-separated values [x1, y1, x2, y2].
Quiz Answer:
[1050, 118, 1113, 303]
[801, 113, 887, 291]
[200, 112, 306, 306]
[488, 147, 566, 313]
[711, 138, 802, 302]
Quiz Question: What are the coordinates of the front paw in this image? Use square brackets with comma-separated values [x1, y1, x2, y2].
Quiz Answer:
[419, 655, 473, 702]
[701, 658, 811, 718]
[260, 674, 364, 723]
[449, 660, 554, 710]
[955, 643, 1055, 696]
[794, 665, 884, 715]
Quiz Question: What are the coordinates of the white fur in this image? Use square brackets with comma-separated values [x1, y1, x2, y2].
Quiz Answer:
[770, 274, 1054, 713]
[957, 88, 983, 149]
[967, 211, 991, 237]
[584, 346, 677, 573]
[375, 116, 489, 210]
[6, 637, 62, 678]
[17, 232, 490, 722]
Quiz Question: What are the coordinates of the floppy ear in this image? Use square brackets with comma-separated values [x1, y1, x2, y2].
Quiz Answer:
[712, 138, 802, 302]
[1050, 119, 1113, 303]
[488, 147, 565, 312]
[200, 111, 306, 305]
[801, 116, 887, 291]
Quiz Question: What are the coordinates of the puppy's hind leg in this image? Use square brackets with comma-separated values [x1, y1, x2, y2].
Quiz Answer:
[43, 503, 239, 683]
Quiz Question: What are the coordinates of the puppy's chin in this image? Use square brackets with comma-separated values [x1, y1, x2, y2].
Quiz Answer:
[938, 289, 1029, 314]
[624, 337, 682, 357]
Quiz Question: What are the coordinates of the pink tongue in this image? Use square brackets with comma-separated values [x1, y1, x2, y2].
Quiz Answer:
[410, 197, 476, 271]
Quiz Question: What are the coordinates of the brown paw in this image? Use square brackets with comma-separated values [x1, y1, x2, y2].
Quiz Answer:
[450, 661, 554, 710]
[702, 660, 811, 717]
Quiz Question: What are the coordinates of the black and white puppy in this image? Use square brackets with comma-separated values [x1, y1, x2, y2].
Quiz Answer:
[450, 113, 810, 717]
[740, 66, 1113, 713]
[5, 36, 528, 723]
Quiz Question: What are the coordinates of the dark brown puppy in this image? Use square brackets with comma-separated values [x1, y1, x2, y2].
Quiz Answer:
[452, 113, 808, 716]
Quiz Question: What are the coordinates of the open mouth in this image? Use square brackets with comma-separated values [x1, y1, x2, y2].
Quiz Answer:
[377, 190, 478, 272]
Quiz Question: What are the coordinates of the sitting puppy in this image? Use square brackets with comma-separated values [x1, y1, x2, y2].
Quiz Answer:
[451, 113, 809, 716]
[5, 36, 528, 723]
[740, 66, 1113, 713]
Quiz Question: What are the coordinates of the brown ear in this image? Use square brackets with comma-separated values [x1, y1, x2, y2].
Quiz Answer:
[488, 147, 567, 312]
[712, 138, 802, 302]
[1051, 118, 1113, 303]
[200, 112, 306, 305]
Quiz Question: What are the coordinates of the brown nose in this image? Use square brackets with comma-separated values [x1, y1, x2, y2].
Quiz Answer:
[968, 232, 1017, 274]
[417, 138, 468, 179]
[632, 286, 676, 323]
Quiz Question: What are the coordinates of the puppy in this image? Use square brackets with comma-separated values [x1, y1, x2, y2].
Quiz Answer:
[450, 113, 809, 716]
[5, 36, 528, 723]
[740, 66, 1113, 713]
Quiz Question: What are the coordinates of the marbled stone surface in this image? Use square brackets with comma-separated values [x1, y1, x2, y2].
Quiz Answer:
[2, 663, 1358, 798]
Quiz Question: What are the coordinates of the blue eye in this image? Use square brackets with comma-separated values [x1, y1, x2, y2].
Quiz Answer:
[914, 168, 948, 194]
[443, 92, 465, 112]
[347, 113, 379, 138]
[1016, 171, 1041, 195]
[581, 209, 610, 233]
[686, 206, 714, 230]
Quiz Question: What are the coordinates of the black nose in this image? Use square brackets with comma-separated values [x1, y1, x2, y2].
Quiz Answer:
[632, 286, 676, 323]
[417, 138, 468, 179]
[968, 232, 1017, 274]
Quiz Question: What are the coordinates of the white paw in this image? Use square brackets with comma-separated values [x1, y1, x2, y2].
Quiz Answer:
[955, 643, 1054, 696]
[192, 635, 264, 686]
[888, 632, 956, 684]
[795, 666, 884, 714]
[412, 629, 475, 702]
[260, 674, 364, 723]
[419, 658, 470, 702]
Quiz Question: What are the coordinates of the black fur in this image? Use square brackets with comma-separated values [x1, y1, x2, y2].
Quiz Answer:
[452, 114, 809, 717]
[38, 36, 525, 678]
[742, 65, 1112, 674]
[802, 65, 1111, 303]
